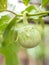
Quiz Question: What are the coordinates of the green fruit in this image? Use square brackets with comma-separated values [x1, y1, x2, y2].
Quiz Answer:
[17, 24, 41, 48]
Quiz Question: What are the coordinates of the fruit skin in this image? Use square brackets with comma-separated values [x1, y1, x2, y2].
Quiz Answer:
[17, 24, 42, 48]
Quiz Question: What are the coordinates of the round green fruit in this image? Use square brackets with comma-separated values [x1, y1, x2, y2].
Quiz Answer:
[17, 24, 42, 48]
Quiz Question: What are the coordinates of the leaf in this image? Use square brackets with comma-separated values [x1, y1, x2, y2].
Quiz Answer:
[1, 43, 19, 65]
[0, 0, 7, 12]
[22, 0, 30, 5]
[3, 29, 18, 46]
[0, 15, 10, 24]
[2, 16, 18, 46]
[21, 5, 36, 13]
[42, 0, 49, 6]
[0, 15, 10, 32]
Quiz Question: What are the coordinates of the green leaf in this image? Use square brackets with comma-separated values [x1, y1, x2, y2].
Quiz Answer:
[21, 5, 36, 13]
[0, 15, 10, 24]
[0, 15, 10, 32]
[1, 43, 19, 65]
[22, 0, 30, 5]
[3, 29, 18, 46]
[2, 16, 18, 46]
[0, 0, 7, 12]
[42, 0, 49, 6]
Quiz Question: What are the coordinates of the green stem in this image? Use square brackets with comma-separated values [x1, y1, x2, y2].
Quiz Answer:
[5, 10, 49, 17]
[6, 10, 17, 16]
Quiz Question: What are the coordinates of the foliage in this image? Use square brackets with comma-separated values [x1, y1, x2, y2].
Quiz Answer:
[0, 0, 7, 12]
[42, 0, 49, 6]
[0, 0, 49, 65]
[22, 0, 30, 5]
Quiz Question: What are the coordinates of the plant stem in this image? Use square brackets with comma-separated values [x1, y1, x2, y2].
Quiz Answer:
[5, 10, 49, 17]
[6, 10, 17, 16]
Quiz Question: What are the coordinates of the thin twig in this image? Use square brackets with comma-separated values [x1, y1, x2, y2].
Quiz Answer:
[5, 10, 49, 17]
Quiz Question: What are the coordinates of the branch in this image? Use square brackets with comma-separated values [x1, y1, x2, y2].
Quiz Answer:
[5, 10, 49, 17]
